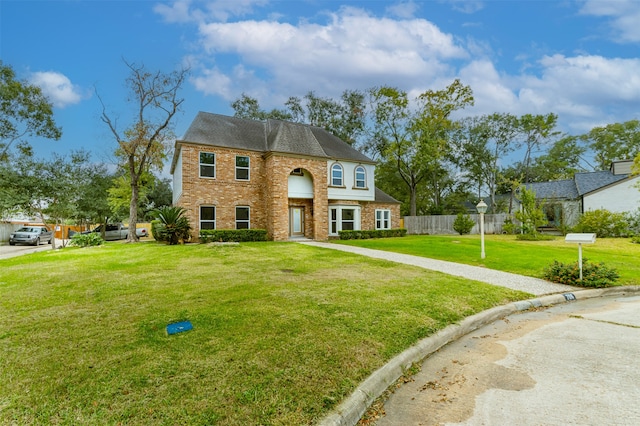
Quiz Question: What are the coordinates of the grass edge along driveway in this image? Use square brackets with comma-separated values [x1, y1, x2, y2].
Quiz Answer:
[335, 234, 640, 285]
[1, 242, 529, 425]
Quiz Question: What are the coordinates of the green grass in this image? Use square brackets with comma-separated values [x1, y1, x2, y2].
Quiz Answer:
[335, 234, 640, 285]
[0, 242, 528, 425]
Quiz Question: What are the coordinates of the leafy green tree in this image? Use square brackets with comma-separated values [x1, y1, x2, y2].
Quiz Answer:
[74, 163, 115, 228]
[0, 148, 95, 247]
[516, 113, 560, 183]
[0, 61, 62, 160]
[528, 135, 589, 181]
[231, 90, 367, 146]
[99, 60, 188, 242]
[142, 177, 172, 220]
[452, 113, 519, 211]
[514, 186, 547, 236]
[370, 80, 474, 216]
[581, 120, 640, 170]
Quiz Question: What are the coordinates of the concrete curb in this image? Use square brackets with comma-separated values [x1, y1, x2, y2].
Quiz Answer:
[317, 286, 640, 426]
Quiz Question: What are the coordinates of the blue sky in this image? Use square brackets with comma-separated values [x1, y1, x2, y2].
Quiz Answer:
[2, 0, 640, 170]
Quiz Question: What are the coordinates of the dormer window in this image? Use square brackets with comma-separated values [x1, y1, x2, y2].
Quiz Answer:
[331, 163, 344, 187]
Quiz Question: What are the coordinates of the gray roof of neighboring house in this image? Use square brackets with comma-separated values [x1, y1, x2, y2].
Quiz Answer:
[526, 169, 630, 200]
[526, 179, 579, 199]
[574, 170, 628, 195]
[178, 112, 373, 163]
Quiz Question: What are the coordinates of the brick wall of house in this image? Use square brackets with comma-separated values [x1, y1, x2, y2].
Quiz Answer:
[176, 144, 267, 234]
[176, 143, 399, 241]
[361, 202, 401, 230]
[264, 154, 328, 241]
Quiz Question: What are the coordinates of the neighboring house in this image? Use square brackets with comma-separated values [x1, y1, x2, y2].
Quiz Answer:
[170, 112, 401, 241]
[526, 160, 640, 227]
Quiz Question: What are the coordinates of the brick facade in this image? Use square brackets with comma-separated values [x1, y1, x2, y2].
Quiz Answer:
[175, 143, 399, 242]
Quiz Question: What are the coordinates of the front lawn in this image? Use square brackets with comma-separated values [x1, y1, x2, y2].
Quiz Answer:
[0, 242, 528, 425]
[335, 234, 640, 285]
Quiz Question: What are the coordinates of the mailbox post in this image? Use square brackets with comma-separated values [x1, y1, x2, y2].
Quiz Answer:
[564, 233, 596, 280]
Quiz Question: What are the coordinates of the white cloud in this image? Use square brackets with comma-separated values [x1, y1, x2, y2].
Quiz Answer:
[29, 71, 84, 108]
[580, 0, 640, 42]
[193, 7, 467, 98]
[386, 1, 420, 19]
[155, 0, 269, 23]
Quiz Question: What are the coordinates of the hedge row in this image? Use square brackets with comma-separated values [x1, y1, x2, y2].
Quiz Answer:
[338, 229, 407, 240]
[199, 229, 268, 243]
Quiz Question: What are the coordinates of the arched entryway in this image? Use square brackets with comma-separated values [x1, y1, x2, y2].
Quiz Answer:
[288, 167, 314, 239]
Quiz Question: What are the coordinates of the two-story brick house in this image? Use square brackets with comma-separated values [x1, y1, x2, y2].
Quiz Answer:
[170, 112, 400, 241]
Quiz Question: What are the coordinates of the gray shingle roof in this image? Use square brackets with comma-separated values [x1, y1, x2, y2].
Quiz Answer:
[574, 170, 628, 195]
[374, 187, 401, 204]
[526, 179, 579, 199]
[179, 112, 373, 163]
[526, 169, 630, 200]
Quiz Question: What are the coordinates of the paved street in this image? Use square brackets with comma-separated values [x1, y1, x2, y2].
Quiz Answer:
[375, 295, 640, 426]
[0, 240, 59, 259]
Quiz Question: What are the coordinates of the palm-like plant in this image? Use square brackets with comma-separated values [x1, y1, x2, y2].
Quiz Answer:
[151, 206, 192, 245]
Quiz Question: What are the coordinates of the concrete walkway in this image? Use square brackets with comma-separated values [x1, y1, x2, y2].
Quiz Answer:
[300, 241, 577, 296]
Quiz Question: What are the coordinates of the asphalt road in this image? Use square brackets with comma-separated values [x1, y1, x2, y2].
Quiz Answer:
[0, 240, 60, 259]
[374, 294, 640, 426]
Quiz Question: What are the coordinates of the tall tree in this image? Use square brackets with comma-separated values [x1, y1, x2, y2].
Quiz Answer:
[452, 113, 519, 211]
[99, 60, 188, 242]
[230, 90, 367, 146]
[528, 135, 589, 181]
[515, 113, 559, 183]
[0, 147, 94, 247]
[581, 120, 640, 170]
[370, 80, 474, 215]
[0, 61, 61, 160]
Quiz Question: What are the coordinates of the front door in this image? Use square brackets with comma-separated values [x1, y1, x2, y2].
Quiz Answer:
[289, 207, 305, 237]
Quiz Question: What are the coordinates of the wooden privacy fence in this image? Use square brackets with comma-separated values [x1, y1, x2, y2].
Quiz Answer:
[404, 213, 511, 235]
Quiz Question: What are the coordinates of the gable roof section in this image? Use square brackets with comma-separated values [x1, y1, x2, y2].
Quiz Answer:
[176, 112, 373, 163]
[526, 167, 631, 201]
[574, 170, 628, 195]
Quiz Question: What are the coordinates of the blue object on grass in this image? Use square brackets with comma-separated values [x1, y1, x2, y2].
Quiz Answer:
[167, 320, 193, 335]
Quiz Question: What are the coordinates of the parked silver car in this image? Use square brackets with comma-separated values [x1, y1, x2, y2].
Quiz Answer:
[9, 226, 53, 246]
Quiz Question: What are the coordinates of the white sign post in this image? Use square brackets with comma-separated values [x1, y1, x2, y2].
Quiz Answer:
[564, 233, 596, 280]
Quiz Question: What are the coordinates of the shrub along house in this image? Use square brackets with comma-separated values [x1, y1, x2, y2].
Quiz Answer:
[170, 112, 400, 241]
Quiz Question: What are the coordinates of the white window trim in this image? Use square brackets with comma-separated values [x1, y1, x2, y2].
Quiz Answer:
[235, 155, 250, 181]
[199, 152, 216, 179]
[200, 205, 216, 230]
[330, 163, 344, 187]
[353, 165, 367, 189]
[235, 206, 250, 229]
[375, 209, 391, 230]
[329, 205, 361, 236]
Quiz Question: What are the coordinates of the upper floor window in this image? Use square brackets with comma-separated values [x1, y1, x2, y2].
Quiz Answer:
[354, 165, 366, 189]
[200, 206, 216, 230]
[236, 206, 250, 229]
[331, 163, 344, 187]
[236, 155, 250, 180]
[200, 152, 215, 178]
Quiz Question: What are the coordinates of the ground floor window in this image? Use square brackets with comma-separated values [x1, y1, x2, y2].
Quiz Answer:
[375, 209, 391, 230]
[329, 205, 361, 235]
[236, 206, 250, 229]
[200, 206, 216, 229]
